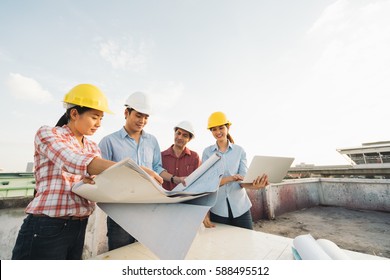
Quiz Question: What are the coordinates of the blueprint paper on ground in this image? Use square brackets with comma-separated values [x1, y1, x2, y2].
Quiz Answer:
[72, 152, 222, 203]
[72, 152, 223, 259]
[292, 234, 350, 260]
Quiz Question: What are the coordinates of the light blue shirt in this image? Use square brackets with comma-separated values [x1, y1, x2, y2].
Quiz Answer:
[202, 142, 252, 218]
[99, 127, 164, 174]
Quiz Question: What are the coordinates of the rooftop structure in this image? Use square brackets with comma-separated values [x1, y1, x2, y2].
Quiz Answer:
[0, 173, 35, 203]
[287, 141, 390, 179]
[337, 141, 390, 166]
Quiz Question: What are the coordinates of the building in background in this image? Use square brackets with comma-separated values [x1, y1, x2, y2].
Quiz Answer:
[337, 141, 390, 166]
[288, 141, 390, 179]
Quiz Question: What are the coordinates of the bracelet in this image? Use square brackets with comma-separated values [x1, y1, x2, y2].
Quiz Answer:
[170, 175, 175, 183]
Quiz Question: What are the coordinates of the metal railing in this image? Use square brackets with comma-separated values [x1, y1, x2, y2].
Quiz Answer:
[0, 186, 35, 198]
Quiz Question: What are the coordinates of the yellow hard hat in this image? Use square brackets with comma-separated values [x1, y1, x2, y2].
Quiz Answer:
[207, 111, 232, 129]
[63, 84, 113, 114]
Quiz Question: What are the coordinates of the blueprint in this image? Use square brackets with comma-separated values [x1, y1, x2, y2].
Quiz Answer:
[72, 152, 223, 259]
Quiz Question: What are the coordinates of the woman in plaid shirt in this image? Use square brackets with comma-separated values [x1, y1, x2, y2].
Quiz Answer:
[11, 84, 117, 260]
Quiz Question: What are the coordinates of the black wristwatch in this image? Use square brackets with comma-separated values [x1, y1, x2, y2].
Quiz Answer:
[170, 175, 175, 183]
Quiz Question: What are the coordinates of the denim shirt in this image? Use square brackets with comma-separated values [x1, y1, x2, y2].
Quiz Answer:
[99, 127, 164, 174]
[202, 142, 252, 218]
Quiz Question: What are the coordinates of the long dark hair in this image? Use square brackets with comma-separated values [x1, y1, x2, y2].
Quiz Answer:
[227, 133, 234, 144]
[55, 106, 92, 127]
[226, 124, 234, 144]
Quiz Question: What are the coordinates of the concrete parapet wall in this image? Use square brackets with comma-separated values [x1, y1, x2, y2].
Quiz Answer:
[268, 179, 321, 218]
[248, 178, 390, 221]
[0, 207, 108, 260]
[319, 178, 390, 212]
[0, 197, 33, 209]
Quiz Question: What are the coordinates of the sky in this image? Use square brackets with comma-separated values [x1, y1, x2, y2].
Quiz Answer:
[0, 0, 389, 172]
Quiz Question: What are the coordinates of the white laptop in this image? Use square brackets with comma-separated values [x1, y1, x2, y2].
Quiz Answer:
[241, 155, 295, 184]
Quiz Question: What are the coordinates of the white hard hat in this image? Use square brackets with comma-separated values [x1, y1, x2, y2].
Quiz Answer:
[124, 91, 152, 115]
[174, 121, 195, 139]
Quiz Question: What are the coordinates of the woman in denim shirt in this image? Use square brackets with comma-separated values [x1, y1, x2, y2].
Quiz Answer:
[202, 112, 269, 229]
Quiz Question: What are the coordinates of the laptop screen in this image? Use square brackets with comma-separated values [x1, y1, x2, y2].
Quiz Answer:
[242, 155, 294, 184]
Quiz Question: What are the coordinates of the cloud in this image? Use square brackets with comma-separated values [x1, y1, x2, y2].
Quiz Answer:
[308, 0, 349, 36]
[99, 37, 148, 72]
[6, 73, 53, 103]
[304, 0, 390, 99]
[308, 0, 390, 60]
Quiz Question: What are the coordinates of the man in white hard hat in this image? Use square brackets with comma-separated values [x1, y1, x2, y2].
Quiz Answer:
[160, 121, 201, 191]
[99, 91, 164, 251]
